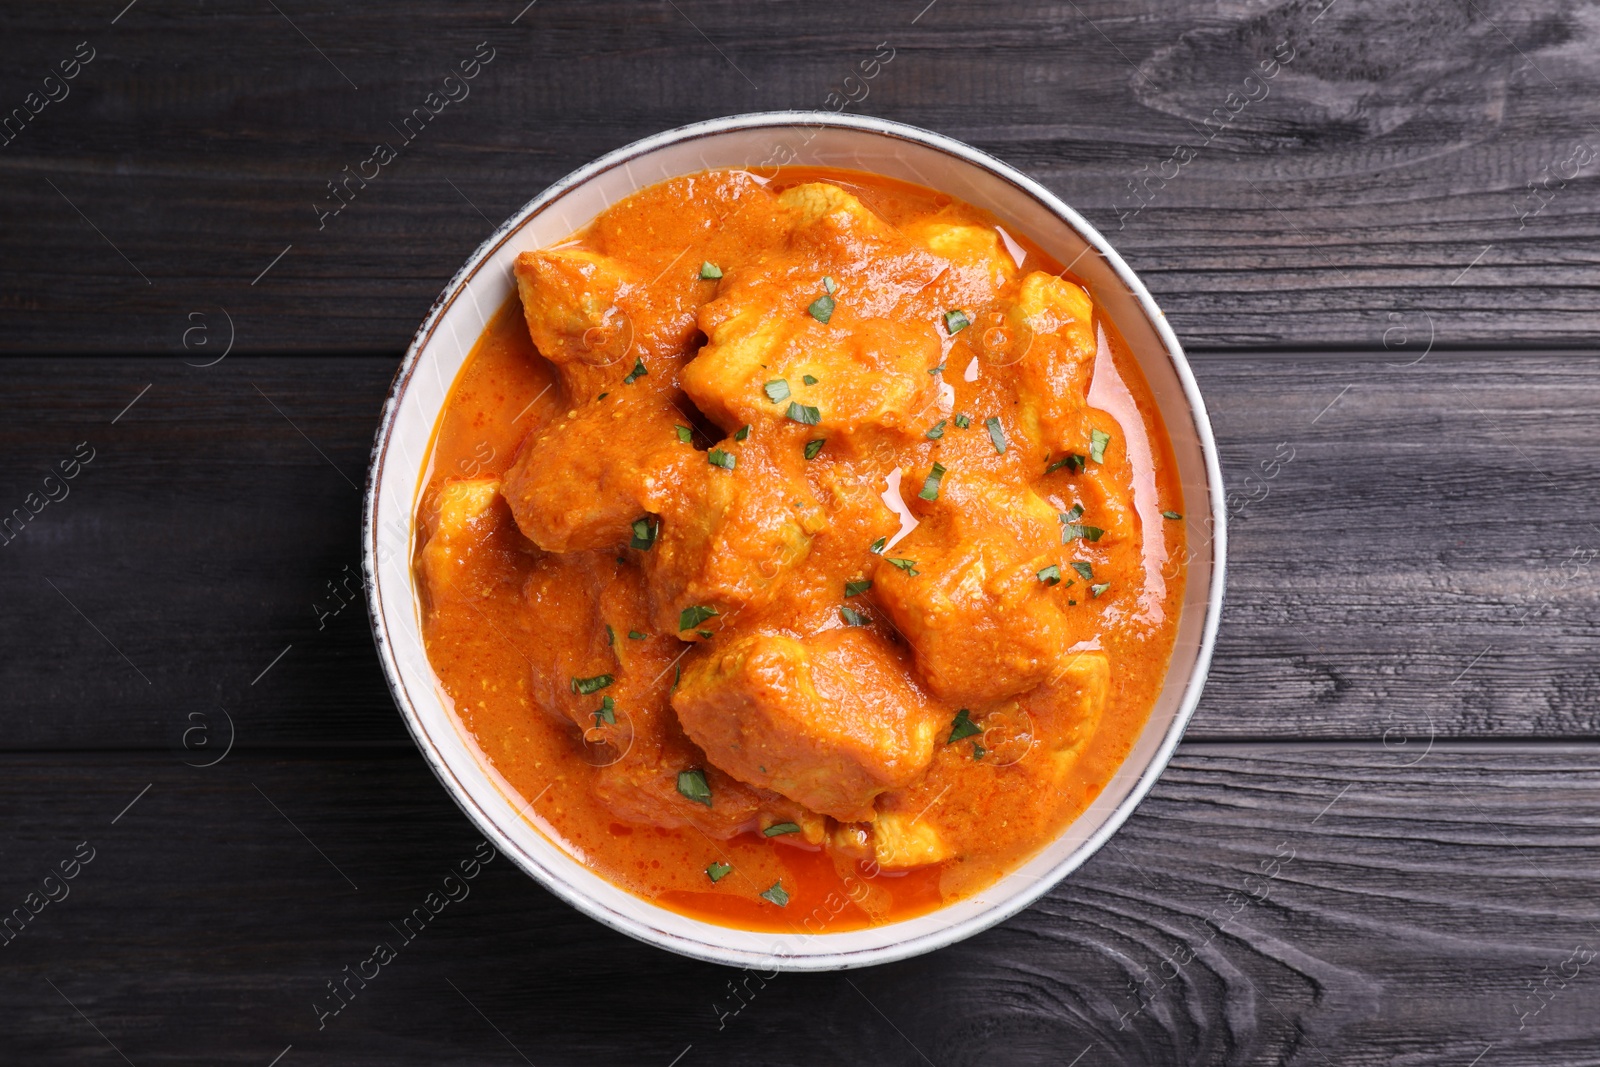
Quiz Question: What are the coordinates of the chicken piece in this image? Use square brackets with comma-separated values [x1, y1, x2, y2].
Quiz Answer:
[682, 307, 941, 438]
[671, 627, 941, 821]
[643, 431, 826, 637]
[902, 217, 1018, 298]
[873, 473, 1090, 706]
[1005, 271, 1097, 453]
[501, 393, 699, 553]
[418, 478, 514, 610]
[1021, 650, 1110, 782]
[869, 811, 953, 869]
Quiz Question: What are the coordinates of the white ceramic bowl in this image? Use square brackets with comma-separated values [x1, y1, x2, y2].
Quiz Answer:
[364, 112, 1226, 972]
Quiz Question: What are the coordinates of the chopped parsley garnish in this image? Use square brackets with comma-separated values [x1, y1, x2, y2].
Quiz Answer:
[844, 579, 872, 597]
[925, 419, 947, 440]
[763, 822, 801, 837]
[804, 438, 825, 460]
[953, 413, 971, 429]
[706, 861, 732, 882]
[571, 674, 614, 695]
[597, 392, 608, 400]
[605, 624, 615, 646]
[1061, 504, 1084, 522]
[623, 358, 648, 384]
[869, 536, 887, 554]
[1047, 453, 1086, 474]
[673, 662, 681, 689]
[675, 424, 694, 444]
[1070, 561, 1095, 582]
[944, 309, 971, 334]
[986, 416, 1007, 455]
[1090, 428, 1111, 463]
[697, 629, 714, 640]
[823, 275, 837, 294]
[839, 605, 867, 627]
[679, 605, 718, 631]
[885, 557, 920, 576]
[760, 882, 790, 907]
[592, 695, 615, 727]
[1163, 510, 1184, 520]
[973, 743, 987, 760]
[803, 374, 819, 385]
[628, 630, 649, 640]
[928, 363, 946, 376]
[1038, 564, 1062, 586]
[918, 462, 946, 501]
[764, 379, 791, 403]
[707, 448, 736, 470]
[734, 424, 750, 442]
[700, 261, 723, 280]
[630, 516, 658, 551]
[1061, 523, 1104, 544]
[948, 709, 982, 743]
[677, 769, 713, 807]
[786, 402, 821, 426]
[1091, 582, 1111, 598]
[808, 294, 836, 323]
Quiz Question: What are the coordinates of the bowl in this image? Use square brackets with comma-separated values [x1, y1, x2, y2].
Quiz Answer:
[363, 111, 1226, 971]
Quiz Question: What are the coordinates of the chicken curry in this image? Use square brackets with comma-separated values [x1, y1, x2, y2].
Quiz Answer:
[416, 167, 1185, 932]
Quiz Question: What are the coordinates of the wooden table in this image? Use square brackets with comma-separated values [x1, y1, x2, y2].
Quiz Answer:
[3, 2, 1596, 1063]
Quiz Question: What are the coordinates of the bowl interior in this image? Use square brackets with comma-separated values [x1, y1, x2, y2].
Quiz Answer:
[366, 114, 1224, 971]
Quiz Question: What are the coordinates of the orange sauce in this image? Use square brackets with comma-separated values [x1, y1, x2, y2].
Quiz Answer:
[415, 167, 1185, 933]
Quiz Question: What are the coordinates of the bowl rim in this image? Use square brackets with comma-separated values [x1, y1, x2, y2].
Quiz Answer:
[363, 109, 1228, 971]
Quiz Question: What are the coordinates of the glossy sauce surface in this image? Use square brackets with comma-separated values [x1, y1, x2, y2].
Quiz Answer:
[416, 167, 1185, 932]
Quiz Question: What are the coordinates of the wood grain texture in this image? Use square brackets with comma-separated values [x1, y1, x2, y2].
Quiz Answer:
[0, 745, 1595, 1065]
[2, 0, 1599, 353]
[0, 353, 1594, 749]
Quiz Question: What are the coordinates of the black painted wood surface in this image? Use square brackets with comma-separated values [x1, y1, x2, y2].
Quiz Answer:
[2, 1, 1599, 1064]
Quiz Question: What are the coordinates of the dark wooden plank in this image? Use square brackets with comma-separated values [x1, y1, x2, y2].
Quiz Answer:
[1, 745, 1596, 1065]
[1, 352, 1596, 748]
[2, 1, 1599, 353]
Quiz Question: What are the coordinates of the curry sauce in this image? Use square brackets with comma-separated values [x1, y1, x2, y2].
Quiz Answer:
[416, 167, 1185, 933]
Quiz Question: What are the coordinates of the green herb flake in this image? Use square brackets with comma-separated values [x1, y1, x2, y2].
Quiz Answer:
[734, 424, 750, 442]
[764, 379, 791, 403]
[1163, 510, 1184, 521]
[700, 261, 723, 280]
[1070, 561, 1095, 582]
[623, 358, 648, 384]
[844, 579, 872, 597]
[802, 374, 819, 386]
[823, 275, 837, 294]
[953, 413, 971, 429]
[673, 662, 681, 690]
[786, 402, 821, 426]
[759, 881, 790, 907]
[605, 624, 615, 646]
[707, 448, 737, 470]
[948, 709, 982, 743]
[570, 673, 615, 695]
[1061, 523, 1105, 545]
[808, 294, 836, 323]
[928, 363, 946, 376]
[839, 605, 867, 627]
[592, 695, 616, 727]
[986, 416, 1007, 455]
[1061, 505, 1084, 523]
[944, 309, 971, 334]
[679, 604, 719, 631]
[918, 462, 947, 502]
[925, 419, 947, 440]
[1090, 428, 1112, 463]
[675, 424, 694, 444]
[869, 536, 888, 554]
[706, 861, 732, 882]
[804, 438, 826, 460]
[1091, 582, 1111, 598]
[1047, 453, 1087, 474]
[630, 516, 658, 551]
[763, 822, 801, 837]
[597, 392, 608, 401]
[973, 743, 987, 759]
[677, 768, 713, 807]
[885, 557, 920, 576]
[1038, 564, 1062, 586]
[628, 630, 649, 640]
